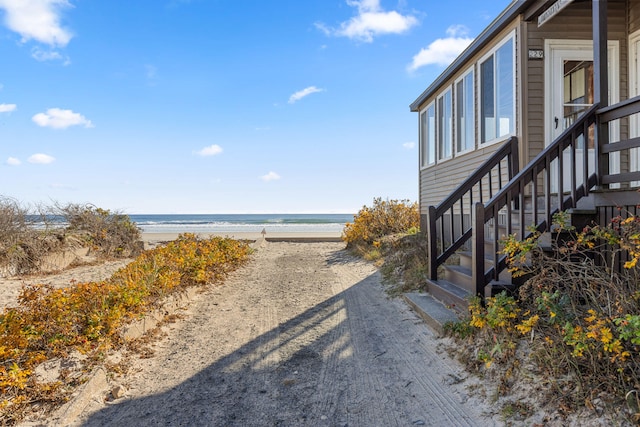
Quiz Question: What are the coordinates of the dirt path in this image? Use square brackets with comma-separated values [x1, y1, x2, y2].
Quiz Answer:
[75, 242, 502, 426]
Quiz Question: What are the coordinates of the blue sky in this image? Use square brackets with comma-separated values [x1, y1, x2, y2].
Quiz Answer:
[0, 0, 512, 214]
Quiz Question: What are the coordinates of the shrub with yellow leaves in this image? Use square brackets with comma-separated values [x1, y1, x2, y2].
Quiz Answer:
[447, 212, 640, 422]
[0, 233, 250, 424]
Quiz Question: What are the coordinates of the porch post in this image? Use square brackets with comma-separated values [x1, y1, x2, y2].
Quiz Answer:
[472, 203, 485, 298]
[593, 0, 609, 187]
[427, 206, 438, 281]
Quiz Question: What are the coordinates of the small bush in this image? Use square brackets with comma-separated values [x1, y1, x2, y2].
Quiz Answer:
[342, 198, 427, 295]
[0, 198, 61, 275]
[57, 203, 141, 258]
[447, 212, 640, 423]
[342, 198, 420, 251]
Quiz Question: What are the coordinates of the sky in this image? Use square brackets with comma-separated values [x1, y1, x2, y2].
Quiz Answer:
[0, 0, 512, 214]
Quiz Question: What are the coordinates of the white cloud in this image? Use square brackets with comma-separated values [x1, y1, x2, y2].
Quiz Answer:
[32, 108, 93, 129]
[0, 103, 16, 113]
[6, 157, 21, 166]
[0, 0, 74, 47]
[28, 153, 55, 164]
[403, 142, 415, 149]
[288, 86, 324, 104]
[260, 171, 281, 182]
[31, 46, 70, 64]
[317, 0, 418, 43]
[195, 144, 223, 157]
[408, 25, 473, 71]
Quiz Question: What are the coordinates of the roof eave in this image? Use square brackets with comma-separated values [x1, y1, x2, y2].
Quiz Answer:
[409, 0, 531, 112]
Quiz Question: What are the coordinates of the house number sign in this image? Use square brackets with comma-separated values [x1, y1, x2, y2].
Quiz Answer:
[528, 49, 544, 60]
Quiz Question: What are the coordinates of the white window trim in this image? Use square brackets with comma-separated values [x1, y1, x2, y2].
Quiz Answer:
[437, 87, 453, 162]
[419, 101, 436, 170]
[454, 65, 476, 155]
[478, 30, 516, 147]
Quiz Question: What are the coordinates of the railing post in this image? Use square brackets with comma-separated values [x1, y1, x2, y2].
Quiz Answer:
[510, 136, 520, 180]
[472, 202, 486, 298]
[427, 206, 438, 280]
[510, 137, 520, 210]
[593, 0, 609, 188]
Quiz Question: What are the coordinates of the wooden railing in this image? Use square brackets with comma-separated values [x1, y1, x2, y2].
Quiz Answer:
[597, 94, 640, 186]
[472, 104, 600, 296]
[427, 136, 519, 281]
[427, 94, 640, 299]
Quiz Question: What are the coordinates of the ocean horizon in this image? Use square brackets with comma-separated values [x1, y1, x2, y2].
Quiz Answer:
[129, 213, 354, 234]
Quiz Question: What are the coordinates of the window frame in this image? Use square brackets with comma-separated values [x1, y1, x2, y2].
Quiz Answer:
[437, 87, 453, 162]
[419, 101, 436, 169]
[478, 31, 516, 147]
[454, 66, 476, 155]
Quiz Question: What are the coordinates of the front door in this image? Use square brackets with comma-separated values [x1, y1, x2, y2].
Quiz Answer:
[546, 40, 619, 192]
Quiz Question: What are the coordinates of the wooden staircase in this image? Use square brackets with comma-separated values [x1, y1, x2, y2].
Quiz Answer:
[427, 209, 597, 312]
[425, 96, 640, 311]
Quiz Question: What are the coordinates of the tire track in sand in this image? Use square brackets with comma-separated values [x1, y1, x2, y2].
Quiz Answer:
[73, 242, 501, 427]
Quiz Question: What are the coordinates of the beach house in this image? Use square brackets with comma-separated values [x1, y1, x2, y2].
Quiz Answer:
[410, 0, 640, 309]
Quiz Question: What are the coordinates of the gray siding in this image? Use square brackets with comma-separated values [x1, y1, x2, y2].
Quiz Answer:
[631, 0, 640, 34]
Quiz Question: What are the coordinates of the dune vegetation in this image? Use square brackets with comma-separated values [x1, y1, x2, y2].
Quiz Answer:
[0, 198, 251, 424]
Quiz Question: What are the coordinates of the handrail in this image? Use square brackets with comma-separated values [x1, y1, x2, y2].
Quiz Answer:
[427, 136, 519, 280]
[434, 137, 519, 217]
[597, 94, 640, 122]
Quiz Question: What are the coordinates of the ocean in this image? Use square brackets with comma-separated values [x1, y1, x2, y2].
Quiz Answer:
[129, 213, 354, 235]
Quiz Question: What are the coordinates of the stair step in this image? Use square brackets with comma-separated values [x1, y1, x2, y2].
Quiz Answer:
[486, 280, 518, 298]
[458, 251, 513, 283]
[425, 278, 471, 312]
[443, 265, 472, 289]
[459, 251, 494, 270]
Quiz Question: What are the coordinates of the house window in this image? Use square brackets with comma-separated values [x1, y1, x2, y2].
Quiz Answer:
[456, 68, 475, 153]
[420, 103, 436, 167]
[480, 34, 514, 144]
[437, 89, 452, 160]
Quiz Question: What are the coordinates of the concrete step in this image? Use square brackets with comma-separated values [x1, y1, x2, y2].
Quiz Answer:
[425, 278, 471, 313]
[403, 292, 461, 335]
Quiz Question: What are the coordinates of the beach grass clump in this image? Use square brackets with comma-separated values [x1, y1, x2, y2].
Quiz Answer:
[0, 198, 143, 276]
[446, 213, 640, 423]
[0, 197, 61, 275]
[56, 203, 141, 258]
[0, 233, 250, 424]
